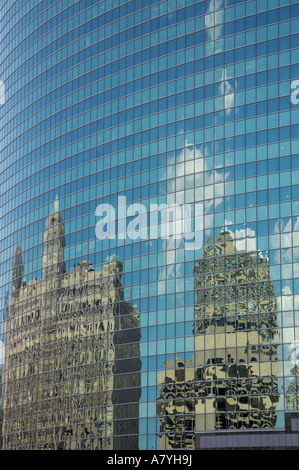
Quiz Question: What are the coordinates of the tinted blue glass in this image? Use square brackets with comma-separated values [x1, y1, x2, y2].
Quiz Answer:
[0, 0, 299, 451]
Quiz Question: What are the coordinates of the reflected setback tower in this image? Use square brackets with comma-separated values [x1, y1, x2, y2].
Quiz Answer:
[157, 230, 281, 449]
[193, 231, 281, 431]
[2, 203, 141, 450]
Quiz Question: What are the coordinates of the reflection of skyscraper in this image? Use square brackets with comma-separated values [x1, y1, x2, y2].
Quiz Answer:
[2, 202, 141, 450]
[157, 231, 281, 447]
[194, 230, 281, 431]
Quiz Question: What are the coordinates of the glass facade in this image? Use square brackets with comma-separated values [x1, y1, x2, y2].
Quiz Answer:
[0, 0, 299, 451]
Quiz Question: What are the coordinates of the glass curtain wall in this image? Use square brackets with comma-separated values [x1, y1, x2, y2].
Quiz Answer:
[0, 0, 298, 450]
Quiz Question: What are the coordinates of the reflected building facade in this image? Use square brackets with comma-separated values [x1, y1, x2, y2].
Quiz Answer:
[2, 202, 141, 450]
[157, 356, 196, 449]
[194, 231, 281, 431]
[157, 231, 281, 448]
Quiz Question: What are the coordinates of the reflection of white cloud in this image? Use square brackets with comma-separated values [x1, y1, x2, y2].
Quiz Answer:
[167, 143, 201, 174]
[276, 283, 299, 378]
[278, 293, 299, 313]
[273, 216, 299, 263]
[219, 69, 235, 114]
[224, 93, 234, 110]
[157, 280, 165, 295]
[289, 340, 299, 367]
[271, 217, 299, 378]
[205, 0, 224, 50]
[278, 283, 299, 314]
[282, 285, 292, 296]
[167, 143, 229, 213]
[224, 220, 257, 252]
[0, 340, 3, 364]
[205, 0, 224, 25]
[277, 284, 299, 377]
[165, 144, 230, 248]
[210, 0, 224, 10]
[219, 70, 233, 95]
[205, 1, 235, 111]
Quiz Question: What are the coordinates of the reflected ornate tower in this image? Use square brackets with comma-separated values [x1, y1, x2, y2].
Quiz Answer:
[2, 200, 141, 450]
[157, 230, 281, 448]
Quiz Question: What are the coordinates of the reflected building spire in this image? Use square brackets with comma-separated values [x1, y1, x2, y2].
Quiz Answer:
[12, 246, 23, 296]
[42, 196, 66, 281]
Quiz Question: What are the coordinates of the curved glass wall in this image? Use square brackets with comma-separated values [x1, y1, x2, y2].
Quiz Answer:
[0, 0, 299, 450]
